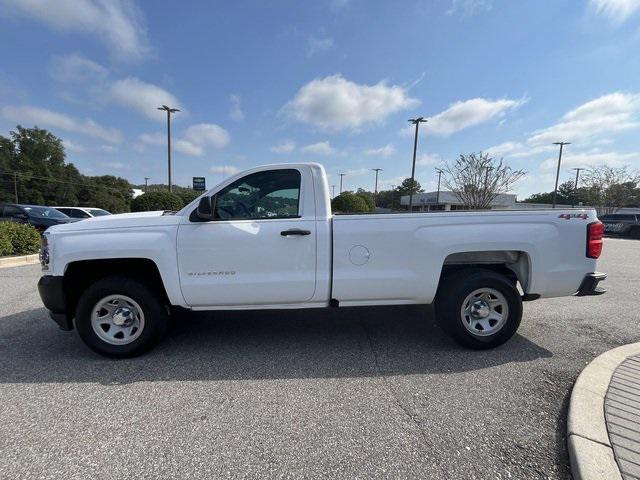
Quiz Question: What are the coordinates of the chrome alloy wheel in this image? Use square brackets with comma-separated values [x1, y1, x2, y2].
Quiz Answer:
[90, 294, 145, 345]
[460, 288, 509, 337]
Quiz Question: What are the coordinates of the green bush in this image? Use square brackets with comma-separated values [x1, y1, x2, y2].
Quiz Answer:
[175, 189, 202, 206]
[0, 221, 41, 256]
[331, 192, 370, 213]
[356, 193, 375, 212]
[130, 191, 184, 212]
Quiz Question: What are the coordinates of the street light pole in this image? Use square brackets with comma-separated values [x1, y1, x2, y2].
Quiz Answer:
[435, 168, 443, 207]
[158, 105, 180, 192]
[339, 173, 345, 193]
[372, 168, 382, 206]
[408, 117, 427, 212]
[331, 185, 336, 198]
[552, 142, 570, 209]
[572, 167, 583, 191]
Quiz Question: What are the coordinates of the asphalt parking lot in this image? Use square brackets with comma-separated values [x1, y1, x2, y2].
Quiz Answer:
[0, 238, 638, 480]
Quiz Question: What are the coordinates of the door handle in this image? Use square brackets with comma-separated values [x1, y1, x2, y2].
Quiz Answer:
[281, 229, 311, 236]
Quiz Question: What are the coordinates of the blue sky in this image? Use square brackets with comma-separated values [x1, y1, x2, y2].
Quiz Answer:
[1, 0, 640, 197]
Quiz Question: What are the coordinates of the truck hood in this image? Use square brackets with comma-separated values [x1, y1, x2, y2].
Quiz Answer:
[46, 210, 182, 233]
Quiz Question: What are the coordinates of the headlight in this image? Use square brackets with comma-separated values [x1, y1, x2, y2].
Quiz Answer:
[40, 233, 50, 271]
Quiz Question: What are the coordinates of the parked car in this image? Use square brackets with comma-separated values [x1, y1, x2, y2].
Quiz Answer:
[0, 203, 81, 231]
[600, 213, 640, 238]
[37, 162, 606, 358]
[53, 206, 111, 219]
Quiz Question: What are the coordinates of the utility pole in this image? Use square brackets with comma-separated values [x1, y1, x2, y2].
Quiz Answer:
[435, 168, 443, 207]
[572, 167, 583, 191]
[144, 177, 150, 192]
[372, 168, 382, 206]
[552, 142, 570, 208]
[571, 167, 583, 207]
[331, 185, 336, 198]
[339, 173, 345, 193]
[14, 172, 18, 203]
[408, 117, 427, 212]
[157, 105, 180, 192]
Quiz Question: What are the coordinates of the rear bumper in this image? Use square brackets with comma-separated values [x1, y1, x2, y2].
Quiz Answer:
[575, 272, 607, 297]
[37, 275, 73, 330]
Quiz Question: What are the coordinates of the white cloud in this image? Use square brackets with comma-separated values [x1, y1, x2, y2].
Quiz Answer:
[99, 144, 118, 153]
[138, 132, 164, 146]
[270, 140, 296, 153]
[98, 161, 128, 170]
[111, 77, 183, 122]
[329, 0, 351, 11]
[425, 97, 525, 137]
[527, 92, 640, 146]
[416, 153, 442, 166]
[183, 123, 230, 149]
[286, 74, 419, 131]
[2, 105, 122, 143]
[540, 151, 640, 170]
[174, 139, 204, 156]
[62, 139, 86, 153]
[49, 53, 108, 83]
[1, 0, 150, 60]
[229, 94, 244, 121]
[138, 124, 230, 156]
[306, 36, 334, 56]
[589, 0, 640, 23]
[301, 141, 336, 155]
[364, 144, 395, 157]
[446, 0, 493, 16]
[210, 165, 240, 176]
[485, 141, 522, 157]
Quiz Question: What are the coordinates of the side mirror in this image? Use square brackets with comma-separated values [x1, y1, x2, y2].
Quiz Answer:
[196, 196, 214, 220]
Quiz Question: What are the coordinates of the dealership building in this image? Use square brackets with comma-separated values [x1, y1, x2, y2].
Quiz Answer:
[400, 191, 519, 211]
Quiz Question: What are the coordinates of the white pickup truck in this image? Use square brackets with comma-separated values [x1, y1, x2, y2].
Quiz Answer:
[38, 163, 606, 357]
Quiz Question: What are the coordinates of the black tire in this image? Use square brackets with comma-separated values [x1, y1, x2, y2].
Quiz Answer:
[75, 275, 169, 358]
[434, 268, 522, 349]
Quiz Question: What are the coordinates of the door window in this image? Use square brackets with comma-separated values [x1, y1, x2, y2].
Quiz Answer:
[3, 205, 22, 217]
[213, 169, 301, 220]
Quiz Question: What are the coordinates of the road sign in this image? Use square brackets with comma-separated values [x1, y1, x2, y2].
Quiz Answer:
[193, 177, 206, 191]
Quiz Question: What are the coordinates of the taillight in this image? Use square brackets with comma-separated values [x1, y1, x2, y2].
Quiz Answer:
[587, 221, 604, 259]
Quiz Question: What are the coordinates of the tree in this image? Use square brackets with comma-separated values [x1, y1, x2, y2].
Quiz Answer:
[331, 191, 370, 213]
[130, 191, 184, 212]
[442, 152, 526, 209]
[523, 181, 578, 205]
[397, 178, 423, 196]
[355, 188, 375, 212]
[580, 166, 640, 213]
[0, 126, 134, 213]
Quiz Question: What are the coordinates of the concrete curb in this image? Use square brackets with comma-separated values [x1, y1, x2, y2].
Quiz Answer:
[0, 254, 39, 269]
[568, 342, 640, 480]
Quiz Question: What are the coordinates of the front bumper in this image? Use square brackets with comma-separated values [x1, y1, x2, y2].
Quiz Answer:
[575, 272, 607, 296]
[37, 275, 73, 330]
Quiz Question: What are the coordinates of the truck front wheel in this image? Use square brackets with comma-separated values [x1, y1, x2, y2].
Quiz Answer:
[75, 276, 169, 358]
[435, 268, 522, 349]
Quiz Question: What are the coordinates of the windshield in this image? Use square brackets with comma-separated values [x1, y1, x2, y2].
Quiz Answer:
[23, 206, 69, 219]
[88, 209, 111, 216]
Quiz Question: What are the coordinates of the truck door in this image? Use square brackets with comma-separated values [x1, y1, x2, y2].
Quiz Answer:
[176, 167, 317, 307]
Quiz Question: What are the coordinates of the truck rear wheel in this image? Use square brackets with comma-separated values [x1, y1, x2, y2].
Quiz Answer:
[75, 276, 169, 358]
[434, 268, 522, 349]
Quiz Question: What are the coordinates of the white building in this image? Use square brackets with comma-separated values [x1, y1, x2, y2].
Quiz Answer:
[401, 191, 518, 211]
[400, 191, 583, 211]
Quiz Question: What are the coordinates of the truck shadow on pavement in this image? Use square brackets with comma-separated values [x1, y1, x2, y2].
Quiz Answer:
[0, 305, 552, 385]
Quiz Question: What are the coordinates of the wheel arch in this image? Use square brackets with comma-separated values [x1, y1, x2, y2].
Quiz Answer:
[63, 258, 171, 322]
[440, 250, 531, 293]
